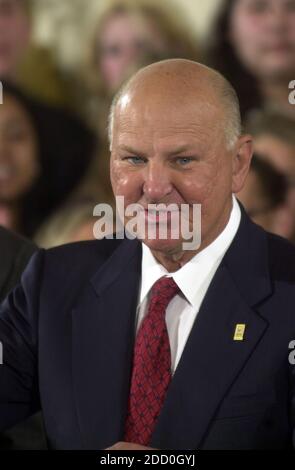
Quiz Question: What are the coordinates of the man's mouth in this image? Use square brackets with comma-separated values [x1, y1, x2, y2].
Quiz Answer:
[143, 208, 179, 224]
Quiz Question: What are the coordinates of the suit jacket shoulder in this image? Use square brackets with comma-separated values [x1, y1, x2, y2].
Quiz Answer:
[266, 231, 295, 281]
[44, 237, 125, 278]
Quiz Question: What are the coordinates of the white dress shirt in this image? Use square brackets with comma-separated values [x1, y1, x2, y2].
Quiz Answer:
[135, 195, 241, 376]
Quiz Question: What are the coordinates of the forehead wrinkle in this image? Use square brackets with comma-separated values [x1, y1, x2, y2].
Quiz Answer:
[113, 95, 224, 154]
[115, 122, 219, 156]
[116, 115, 215, 138]
[116, 135, 214, 161]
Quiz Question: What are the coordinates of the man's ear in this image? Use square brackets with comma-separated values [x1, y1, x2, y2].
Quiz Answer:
[232, 135, 253, 193]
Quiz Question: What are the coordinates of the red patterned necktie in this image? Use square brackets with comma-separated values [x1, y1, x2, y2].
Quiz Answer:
[124, 276, 180, 446]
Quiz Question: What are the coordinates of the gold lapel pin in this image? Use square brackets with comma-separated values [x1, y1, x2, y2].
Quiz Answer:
[234, 324, 246, 341]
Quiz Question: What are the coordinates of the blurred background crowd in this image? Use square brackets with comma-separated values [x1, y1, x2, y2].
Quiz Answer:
[0, 0, 294, 247]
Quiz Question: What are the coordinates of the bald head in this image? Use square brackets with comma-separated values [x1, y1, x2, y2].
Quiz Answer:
[108, 59, 242, 150]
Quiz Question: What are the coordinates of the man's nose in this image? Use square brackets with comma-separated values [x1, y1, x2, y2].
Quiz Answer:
[142, 163, 173, 202]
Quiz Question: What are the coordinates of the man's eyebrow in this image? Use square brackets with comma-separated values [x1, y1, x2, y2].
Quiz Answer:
[118, 145, 145, 155]
[168, 145, 194, 156]
[118, 144, 195, 156]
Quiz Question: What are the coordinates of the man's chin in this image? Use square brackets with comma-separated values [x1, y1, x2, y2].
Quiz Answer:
[140, 236, 184, 255]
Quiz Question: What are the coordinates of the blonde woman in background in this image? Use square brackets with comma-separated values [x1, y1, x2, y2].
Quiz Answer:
[79, 0, 199, 136]
[35, 198, 115, 248]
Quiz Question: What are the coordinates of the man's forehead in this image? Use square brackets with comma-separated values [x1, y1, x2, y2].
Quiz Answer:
[115, 123, 213, 141]
[113, 99, 221, 146]
[117, 86, 217, 112]
[112, 125, 216, 157]
[115, 97, 219, 130]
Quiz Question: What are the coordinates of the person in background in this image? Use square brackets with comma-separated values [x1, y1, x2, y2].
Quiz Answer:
[0, 0, 98, 227]
[0, 81, 96, 239]
[0, 0, 73, 108]
[80, 0, 199, 135]
[207, 0, 295, 119]
[35, 201, 101, 249]
[237, 155, 293, 239]
[87, 0, 199, 94]
[0, 226, 46, 449]
[245, 109, 295, 238]
[0, 82, 40, 236]
[0, 0, 31, 81]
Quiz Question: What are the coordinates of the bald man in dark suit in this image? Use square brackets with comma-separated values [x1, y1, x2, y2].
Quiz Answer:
[0, 61, 295, 450]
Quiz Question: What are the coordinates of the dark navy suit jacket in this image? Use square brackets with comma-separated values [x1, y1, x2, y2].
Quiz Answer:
[0, 226, 36, 302]
[0, 207, 295, 450]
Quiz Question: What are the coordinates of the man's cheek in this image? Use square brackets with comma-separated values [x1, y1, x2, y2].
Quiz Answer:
[113, 171, 141, 198]
[181, 177, 212, 204]
[111, 165, 128, 193]
[115, 176, 137, 198]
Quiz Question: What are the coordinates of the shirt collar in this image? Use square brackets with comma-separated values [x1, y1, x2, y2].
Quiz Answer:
[140, 195, 241, 307]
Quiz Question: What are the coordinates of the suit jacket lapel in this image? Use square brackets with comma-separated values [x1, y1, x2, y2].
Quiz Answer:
[71, 238, 142, 449]
[150, 209, 273, 450]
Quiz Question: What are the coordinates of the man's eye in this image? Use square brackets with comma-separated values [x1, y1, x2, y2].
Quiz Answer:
[125, 156, 146, 165]
[175, 157, 194, 165]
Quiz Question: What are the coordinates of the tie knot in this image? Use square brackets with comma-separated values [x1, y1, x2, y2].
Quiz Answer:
[150, 276, 180, 309]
